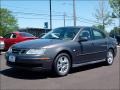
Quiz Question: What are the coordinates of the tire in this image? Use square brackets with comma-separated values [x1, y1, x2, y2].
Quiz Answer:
[105, 49, 114, 65]
[53, 53, 71, 76]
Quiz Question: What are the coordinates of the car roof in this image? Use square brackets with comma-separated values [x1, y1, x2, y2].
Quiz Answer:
[58, 26, 90, 28]
[57, 26, 105, 32]
[56, 26, 93, 29]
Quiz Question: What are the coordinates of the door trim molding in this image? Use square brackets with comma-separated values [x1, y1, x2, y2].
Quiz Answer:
[77, 50, 107, 56]
[72, 59, 106, 68]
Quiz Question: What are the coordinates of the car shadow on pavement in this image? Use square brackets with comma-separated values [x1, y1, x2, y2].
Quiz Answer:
[0, 62, 106, 80]
[0, 68, 54, 80]
[70, 62, 105, 74]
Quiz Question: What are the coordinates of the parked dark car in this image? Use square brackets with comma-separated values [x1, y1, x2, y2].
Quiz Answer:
[116, 35, 120, 45]
[109, 34, 120, 45]
[5, 27, 117, 76]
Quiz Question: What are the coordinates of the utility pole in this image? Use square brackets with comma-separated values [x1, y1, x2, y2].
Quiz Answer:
[63, 2, 66, 27]
[49, 0, 52, 30]
[64, 12, 66, 27]
[118, 15, 120, 28]
[73, 0, 76, 27]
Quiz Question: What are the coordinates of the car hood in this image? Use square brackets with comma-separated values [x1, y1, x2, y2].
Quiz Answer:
[12, 39, 67, 49]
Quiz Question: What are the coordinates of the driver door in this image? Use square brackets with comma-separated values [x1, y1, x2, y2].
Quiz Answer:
[77, 28, 96, 63]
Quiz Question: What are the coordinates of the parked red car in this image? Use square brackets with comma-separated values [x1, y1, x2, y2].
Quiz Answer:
[0, 32, 37, 50]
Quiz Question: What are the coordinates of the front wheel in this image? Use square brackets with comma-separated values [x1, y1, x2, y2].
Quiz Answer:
[53, 53, 71, 76]
[105, 49, 114, 65]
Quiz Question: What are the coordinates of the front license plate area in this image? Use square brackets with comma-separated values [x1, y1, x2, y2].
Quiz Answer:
[8, 55, 15, 62]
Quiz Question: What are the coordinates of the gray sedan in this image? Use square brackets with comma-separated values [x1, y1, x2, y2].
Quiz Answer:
[5, 27, 117, 76]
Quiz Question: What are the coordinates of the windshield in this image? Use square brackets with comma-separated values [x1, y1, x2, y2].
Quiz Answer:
[41, 27, 80, 40]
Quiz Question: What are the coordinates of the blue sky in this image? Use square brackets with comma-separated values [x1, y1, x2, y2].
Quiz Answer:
[1, 0, 118, 32]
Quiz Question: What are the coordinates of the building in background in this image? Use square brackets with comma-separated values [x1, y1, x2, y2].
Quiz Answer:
[18, 28, 50, 37]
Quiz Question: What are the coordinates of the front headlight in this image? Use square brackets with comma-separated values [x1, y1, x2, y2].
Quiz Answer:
[26, 48, 46, 55]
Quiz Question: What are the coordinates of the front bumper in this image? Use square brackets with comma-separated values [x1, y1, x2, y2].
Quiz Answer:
[5, 53, 53, 71]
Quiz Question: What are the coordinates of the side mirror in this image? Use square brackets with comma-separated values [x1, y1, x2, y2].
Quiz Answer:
[78, 36, 88, 42]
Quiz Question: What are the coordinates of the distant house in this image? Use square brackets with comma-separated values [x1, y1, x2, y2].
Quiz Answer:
[18, 28, 50, 37]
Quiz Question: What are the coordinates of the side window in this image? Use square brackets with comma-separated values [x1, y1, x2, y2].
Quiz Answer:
[93, 30, 105, 40]
[79, 29, 92, 40]
[11, 33, 17, 38]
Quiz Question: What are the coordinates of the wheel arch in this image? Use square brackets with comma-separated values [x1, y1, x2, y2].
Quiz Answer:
[53, 50, 73, 67]
[108, 47, 115, 57]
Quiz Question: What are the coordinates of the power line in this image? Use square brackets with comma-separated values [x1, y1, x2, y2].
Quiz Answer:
[14, 14, 102, 25]
[77, 19, 97, 24]
[16, 16, 97, 25]
[16, 16, 73, 20]
[3, 2, 103, 25]
[10, 10, 103, 25]
[12, 11, 64, 16]
[13, 11, 102, 24]
[11, 11, 101, 24]
[66, 15, 102, 24]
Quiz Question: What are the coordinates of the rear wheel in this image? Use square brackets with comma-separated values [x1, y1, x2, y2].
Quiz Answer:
[105, 49, 114, 65]
[53, 53, 71, 76]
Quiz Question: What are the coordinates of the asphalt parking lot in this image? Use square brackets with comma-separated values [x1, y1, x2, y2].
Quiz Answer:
[0, 46, 120, 90]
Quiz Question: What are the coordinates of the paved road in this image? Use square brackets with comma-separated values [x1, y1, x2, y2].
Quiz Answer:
[0, 47, 120, 90]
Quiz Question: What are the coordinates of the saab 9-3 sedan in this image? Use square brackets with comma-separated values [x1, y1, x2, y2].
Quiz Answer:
[5, 27, 117, 76]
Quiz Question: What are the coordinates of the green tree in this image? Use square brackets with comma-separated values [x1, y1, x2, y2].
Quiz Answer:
[94, 0, 112, 31]
[93, 24, 104, 30]
[109, 0, 120, 27]
[109, 27, 120, 37]
[0, 8, 18, 36]
[109, 0, 120, 17]
[92, 25, 109, 35]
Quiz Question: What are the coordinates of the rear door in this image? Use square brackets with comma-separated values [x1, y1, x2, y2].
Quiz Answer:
[91, 28, 107, 60]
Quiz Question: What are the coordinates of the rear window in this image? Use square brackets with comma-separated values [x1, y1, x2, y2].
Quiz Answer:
[20, 32, 34, 37]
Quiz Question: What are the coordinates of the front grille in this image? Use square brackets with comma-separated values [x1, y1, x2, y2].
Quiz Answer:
[12, 48, 27, 54]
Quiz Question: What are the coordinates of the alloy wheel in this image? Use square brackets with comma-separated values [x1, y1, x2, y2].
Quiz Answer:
[57, 56, 70, 75]
[107, 50, 114, 65]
